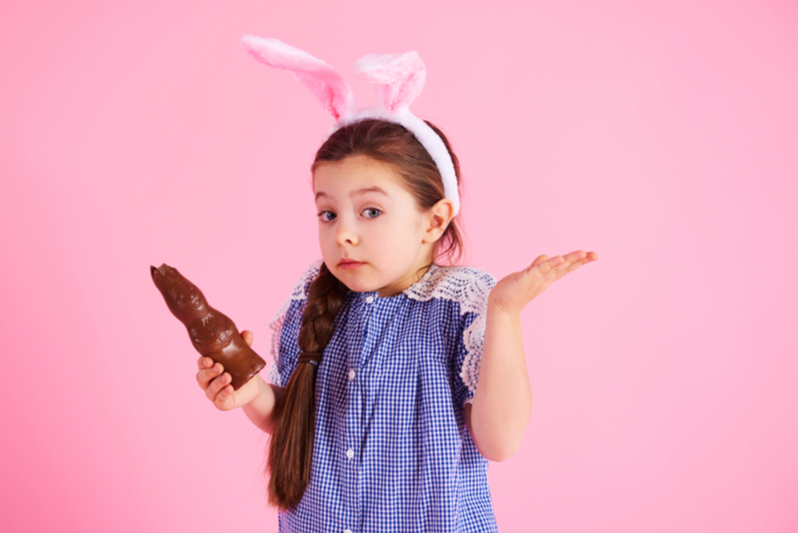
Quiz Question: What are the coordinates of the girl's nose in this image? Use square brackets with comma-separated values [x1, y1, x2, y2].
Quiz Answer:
[335, 219, 359, 246]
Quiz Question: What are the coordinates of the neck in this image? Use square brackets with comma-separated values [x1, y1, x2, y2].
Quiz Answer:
[377, 248, 435, 297]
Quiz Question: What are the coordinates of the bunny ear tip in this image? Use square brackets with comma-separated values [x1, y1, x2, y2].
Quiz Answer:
[354, 51, 425, 76]
[240, 35, 265, 52]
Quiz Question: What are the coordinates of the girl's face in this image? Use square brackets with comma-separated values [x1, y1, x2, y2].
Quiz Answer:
[313, 155, 448, 297]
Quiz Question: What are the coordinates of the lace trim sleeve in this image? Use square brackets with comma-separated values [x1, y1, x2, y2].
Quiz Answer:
[266, 260, 322, 386]
[403, 265, 497, 401]
[459, 307, 489, 403]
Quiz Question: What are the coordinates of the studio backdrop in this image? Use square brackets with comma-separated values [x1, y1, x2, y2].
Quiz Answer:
[1, 1, 796, 532]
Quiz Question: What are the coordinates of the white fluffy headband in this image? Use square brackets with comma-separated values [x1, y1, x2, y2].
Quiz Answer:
[240, 36, 460, 216]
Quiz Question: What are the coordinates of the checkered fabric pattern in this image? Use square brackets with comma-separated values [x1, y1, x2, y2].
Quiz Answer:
[269, 261, 499, 533]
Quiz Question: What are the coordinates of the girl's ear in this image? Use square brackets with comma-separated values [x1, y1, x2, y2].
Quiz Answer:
[423, 199, 455, 244]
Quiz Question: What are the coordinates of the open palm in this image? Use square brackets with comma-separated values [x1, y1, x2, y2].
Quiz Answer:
[489, 250, 599, 315]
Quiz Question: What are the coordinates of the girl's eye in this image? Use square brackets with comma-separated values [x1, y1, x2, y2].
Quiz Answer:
[362, 208, 382, 219]
[319, 211, 337, 222]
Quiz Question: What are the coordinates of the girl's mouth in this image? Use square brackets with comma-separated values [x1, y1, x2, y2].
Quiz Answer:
[339, 260, 365, 270]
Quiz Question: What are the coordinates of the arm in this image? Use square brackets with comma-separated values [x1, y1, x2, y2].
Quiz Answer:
[467, 250, 599, 461]
[242, 377, 283, 434]
[467, 306, 531, 462]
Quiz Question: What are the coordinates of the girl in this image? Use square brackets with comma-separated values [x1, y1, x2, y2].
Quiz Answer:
[196, 39, 598, 533]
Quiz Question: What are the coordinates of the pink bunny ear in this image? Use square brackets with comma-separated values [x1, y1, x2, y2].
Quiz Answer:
[354, 52, 426, 113]
[241, 36, 355, 122]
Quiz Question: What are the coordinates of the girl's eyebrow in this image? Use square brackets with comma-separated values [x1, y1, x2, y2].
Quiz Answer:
[315, 186, 389, 200]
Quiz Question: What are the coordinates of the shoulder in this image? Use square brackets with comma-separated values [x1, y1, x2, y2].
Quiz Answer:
[403, 264, 497, 316]
[266, 260, 322, 385]
[268, 260, 322, 338]
[289, 259, 323, 302]
[268, 259, 322, 323]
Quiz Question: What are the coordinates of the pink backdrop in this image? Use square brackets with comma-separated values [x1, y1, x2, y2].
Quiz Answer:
[1, 0, 796, 531]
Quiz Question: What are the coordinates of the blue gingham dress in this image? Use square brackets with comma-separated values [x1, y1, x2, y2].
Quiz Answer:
[268, 260, 499, 533]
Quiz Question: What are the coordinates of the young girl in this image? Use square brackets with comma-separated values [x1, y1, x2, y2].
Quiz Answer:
[196, 38, 597, 533]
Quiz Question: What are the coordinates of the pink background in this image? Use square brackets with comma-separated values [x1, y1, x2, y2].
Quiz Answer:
[1, 0, 796, 531]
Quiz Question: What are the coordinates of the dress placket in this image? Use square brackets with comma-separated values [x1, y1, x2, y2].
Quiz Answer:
[343, 291, 379, 532]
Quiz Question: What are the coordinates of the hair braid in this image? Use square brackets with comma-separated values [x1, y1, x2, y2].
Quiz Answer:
[267, 262, 349, 509]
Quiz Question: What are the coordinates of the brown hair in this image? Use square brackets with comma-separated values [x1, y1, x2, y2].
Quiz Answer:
[266, 119, 464, 510]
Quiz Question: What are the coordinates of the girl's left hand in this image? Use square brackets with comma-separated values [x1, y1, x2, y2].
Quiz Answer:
[488, 250, 599, 316]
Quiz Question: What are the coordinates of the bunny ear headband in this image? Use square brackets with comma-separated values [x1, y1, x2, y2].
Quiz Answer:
[240, 36, 460, 216]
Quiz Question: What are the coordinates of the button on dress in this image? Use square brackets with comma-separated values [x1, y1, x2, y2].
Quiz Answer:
[268, 260, 499, 533]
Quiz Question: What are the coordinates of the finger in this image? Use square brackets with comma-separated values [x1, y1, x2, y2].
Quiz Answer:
[565, 250, 599, 270]
[196, 363, 223, 390]
[550, 250, 592, 272]
[215, 384, 235, 410]
[206, 372, 232, 402]
[534, 255, 565, 274]
[530, 255, 549, 268]
[573, 253, 597, 267]
[550, 254, 597, 281]
[214, 376, 237, 409]
[541, 260, 572, 282]
[564, 250, 599, 264]
[550, 263, 581, 282]
[241, 330, 254, 347]
[197, 356, 214, 370]
[563, 250, 588, 263]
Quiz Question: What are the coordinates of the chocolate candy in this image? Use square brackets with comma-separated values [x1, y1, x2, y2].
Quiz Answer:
[151, 264, 266, 391]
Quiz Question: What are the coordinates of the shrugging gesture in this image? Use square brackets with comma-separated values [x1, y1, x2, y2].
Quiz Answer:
[489, 250, 599, 315]
[467, 250, 599, 462]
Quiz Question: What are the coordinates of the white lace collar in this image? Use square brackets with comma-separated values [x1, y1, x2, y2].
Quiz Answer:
[271, 260, 496, 399]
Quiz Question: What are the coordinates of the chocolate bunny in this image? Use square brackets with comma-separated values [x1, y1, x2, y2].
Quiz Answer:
[151, 264, 266, 390]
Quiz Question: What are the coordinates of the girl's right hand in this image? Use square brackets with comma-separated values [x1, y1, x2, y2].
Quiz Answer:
[196, 330, 262, 411]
